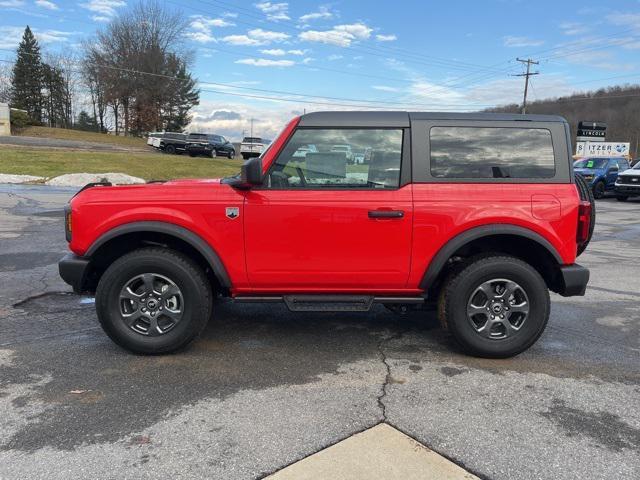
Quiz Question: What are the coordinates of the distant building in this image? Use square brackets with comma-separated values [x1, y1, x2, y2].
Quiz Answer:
[0, 103, 10, 136]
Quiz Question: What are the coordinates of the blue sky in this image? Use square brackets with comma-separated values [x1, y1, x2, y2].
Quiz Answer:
[2, 0, 640, 138]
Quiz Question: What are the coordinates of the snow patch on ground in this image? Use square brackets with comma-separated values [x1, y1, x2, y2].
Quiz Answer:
[45, 173, 145, 186]
[0, 174, 44, 184]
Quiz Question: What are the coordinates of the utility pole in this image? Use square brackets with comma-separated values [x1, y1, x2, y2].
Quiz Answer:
[514, 58, 539, 114]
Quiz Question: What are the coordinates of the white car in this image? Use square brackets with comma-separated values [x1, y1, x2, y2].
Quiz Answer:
[331, 144, 354, 162]
[240, 137, 271, 160]
[292, 144, 318, 158]
[147, 132, 163, 147]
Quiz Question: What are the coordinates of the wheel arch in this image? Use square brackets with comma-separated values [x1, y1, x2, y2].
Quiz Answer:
[420, 225, 564, 297]
[84, 221, 231, 293]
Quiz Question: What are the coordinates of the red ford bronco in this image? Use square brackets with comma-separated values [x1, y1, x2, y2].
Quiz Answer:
[59, 112, 593, 358]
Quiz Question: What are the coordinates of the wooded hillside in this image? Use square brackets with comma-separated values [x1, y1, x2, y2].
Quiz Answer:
[486, 84, 640, 155]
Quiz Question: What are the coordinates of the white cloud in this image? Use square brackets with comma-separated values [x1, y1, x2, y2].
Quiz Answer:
[327, 54, 343, 60]
[0, 25, 75, 49]
[222, 28, 289, 46]
[503, 35, 544, 47]
[606, 12, 640, 28]
[255, 2, 290, 21]
[35, 0, 58, 9]
[372, 85, 399, 92]
[235, 58, 295, 67]
[260, 48, 286, 56]
[79, 0, 125, 18]
[187, 15, 235, 43]
[91, 15, 110, 22]
[299, 6, 333, 23]
[299, 23, 372, 47]
[376, 34, 397, 42]
[287, 49, 306, 55]
[0, 0, 24, 6]
[559, 22, 588, 36]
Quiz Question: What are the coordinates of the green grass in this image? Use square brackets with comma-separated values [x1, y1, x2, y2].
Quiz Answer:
[18, 126, 148, 149]
[0, 147, 242, 181]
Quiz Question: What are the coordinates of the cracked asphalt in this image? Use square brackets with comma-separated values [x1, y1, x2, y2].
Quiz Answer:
[0, 184, 639, 480]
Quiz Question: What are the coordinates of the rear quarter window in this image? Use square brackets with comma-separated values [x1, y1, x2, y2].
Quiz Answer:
[430, 126, 555, 179]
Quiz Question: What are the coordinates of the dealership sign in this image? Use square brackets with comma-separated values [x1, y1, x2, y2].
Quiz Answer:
[575, 141, 630, 157]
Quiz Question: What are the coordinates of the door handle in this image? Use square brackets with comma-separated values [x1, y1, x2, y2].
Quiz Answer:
[368, 210, 404, 219]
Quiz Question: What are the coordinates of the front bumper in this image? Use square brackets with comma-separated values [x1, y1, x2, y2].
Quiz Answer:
[58, 253, 90, 293]
[615, 184, 640, 195]
[557, 264, 590, 297]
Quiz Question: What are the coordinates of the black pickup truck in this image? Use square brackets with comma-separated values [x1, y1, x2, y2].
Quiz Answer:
[161, 133, 236, 158]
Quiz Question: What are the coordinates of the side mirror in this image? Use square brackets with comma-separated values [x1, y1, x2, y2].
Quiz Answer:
[230, 157, 263, 189]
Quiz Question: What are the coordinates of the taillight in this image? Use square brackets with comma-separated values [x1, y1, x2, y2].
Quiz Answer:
[64, 205, 72, 242]
[576, 201, 591, 245]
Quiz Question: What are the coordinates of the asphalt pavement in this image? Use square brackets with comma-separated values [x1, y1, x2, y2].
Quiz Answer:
[0, 184, 638, 480]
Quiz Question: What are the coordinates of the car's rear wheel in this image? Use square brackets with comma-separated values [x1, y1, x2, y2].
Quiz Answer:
[616, 195, 628, 201]
[189, 152, 197, 157]
[96, 247, 212, 354]
[593, 180, 606, 199]
[165, 144, 176, 155]
[438, 255, 550, 358]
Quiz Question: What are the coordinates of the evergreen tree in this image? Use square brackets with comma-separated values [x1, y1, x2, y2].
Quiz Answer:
[10, 26, 44, 124]
[75, 110, 97, 131]
[163, 55, 199, 132]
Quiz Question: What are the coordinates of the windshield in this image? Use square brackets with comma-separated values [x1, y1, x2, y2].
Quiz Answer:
[574, 158, 608, 169]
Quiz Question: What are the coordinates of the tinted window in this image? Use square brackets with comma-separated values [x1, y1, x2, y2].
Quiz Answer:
[617, 158, 629, 170]
[574, 158, 608, 169]
[243, 137, 263, 143]
[188, 133, 207, 141]
[267, 128, 403, 189]
[430, 127, 555, 179]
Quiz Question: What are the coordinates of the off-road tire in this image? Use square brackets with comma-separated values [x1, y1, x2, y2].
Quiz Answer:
[96, 247, 212, 354]
[438, 255, 550, 358]
[574, 173, 596, 256]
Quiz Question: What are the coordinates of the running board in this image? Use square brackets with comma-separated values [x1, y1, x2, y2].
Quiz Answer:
[233, 295, 424, 312]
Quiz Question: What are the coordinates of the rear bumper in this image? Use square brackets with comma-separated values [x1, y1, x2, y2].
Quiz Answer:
[557, 264, 590, 297]
[58, 253, 90, 293]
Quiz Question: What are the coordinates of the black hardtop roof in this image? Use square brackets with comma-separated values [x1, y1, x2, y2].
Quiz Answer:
[298, 111, 567, 127]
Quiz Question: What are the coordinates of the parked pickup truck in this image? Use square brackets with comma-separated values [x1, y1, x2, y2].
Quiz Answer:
[240, 137, 271, 160]
[59, 112, 592, 358]
[158, 132, 187, 154]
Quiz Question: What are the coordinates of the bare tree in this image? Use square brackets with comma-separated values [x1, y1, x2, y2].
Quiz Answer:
[82, 0, 197, 136]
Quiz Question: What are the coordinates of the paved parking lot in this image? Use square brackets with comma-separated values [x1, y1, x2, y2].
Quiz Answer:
[0, 184, 638, 480]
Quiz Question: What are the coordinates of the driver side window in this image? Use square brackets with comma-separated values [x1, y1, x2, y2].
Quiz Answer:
[266, 128, 403, 189]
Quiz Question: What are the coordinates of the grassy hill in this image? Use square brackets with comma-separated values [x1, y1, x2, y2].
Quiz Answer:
[17, 126, 148, 149]
[0, 147, 241, 181]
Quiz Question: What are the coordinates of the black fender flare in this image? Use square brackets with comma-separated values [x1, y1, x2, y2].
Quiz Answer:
[86, 221, 231, 288]
[419, 224, 563, 290]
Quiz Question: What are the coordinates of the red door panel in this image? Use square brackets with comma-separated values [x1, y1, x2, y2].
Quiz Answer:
[244, 186, 413, 291]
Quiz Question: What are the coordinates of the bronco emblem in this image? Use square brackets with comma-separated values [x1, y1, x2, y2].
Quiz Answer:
[225, 207, 240, 219]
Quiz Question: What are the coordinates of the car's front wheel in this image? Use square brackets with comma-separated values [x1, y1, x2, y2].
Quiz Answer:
[438, 255, 550, 358]
[616, 195, 628, 201]
[228, 149, 235, 159]
[95, 248, 212, 354]
[593, 180, 606, 199]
